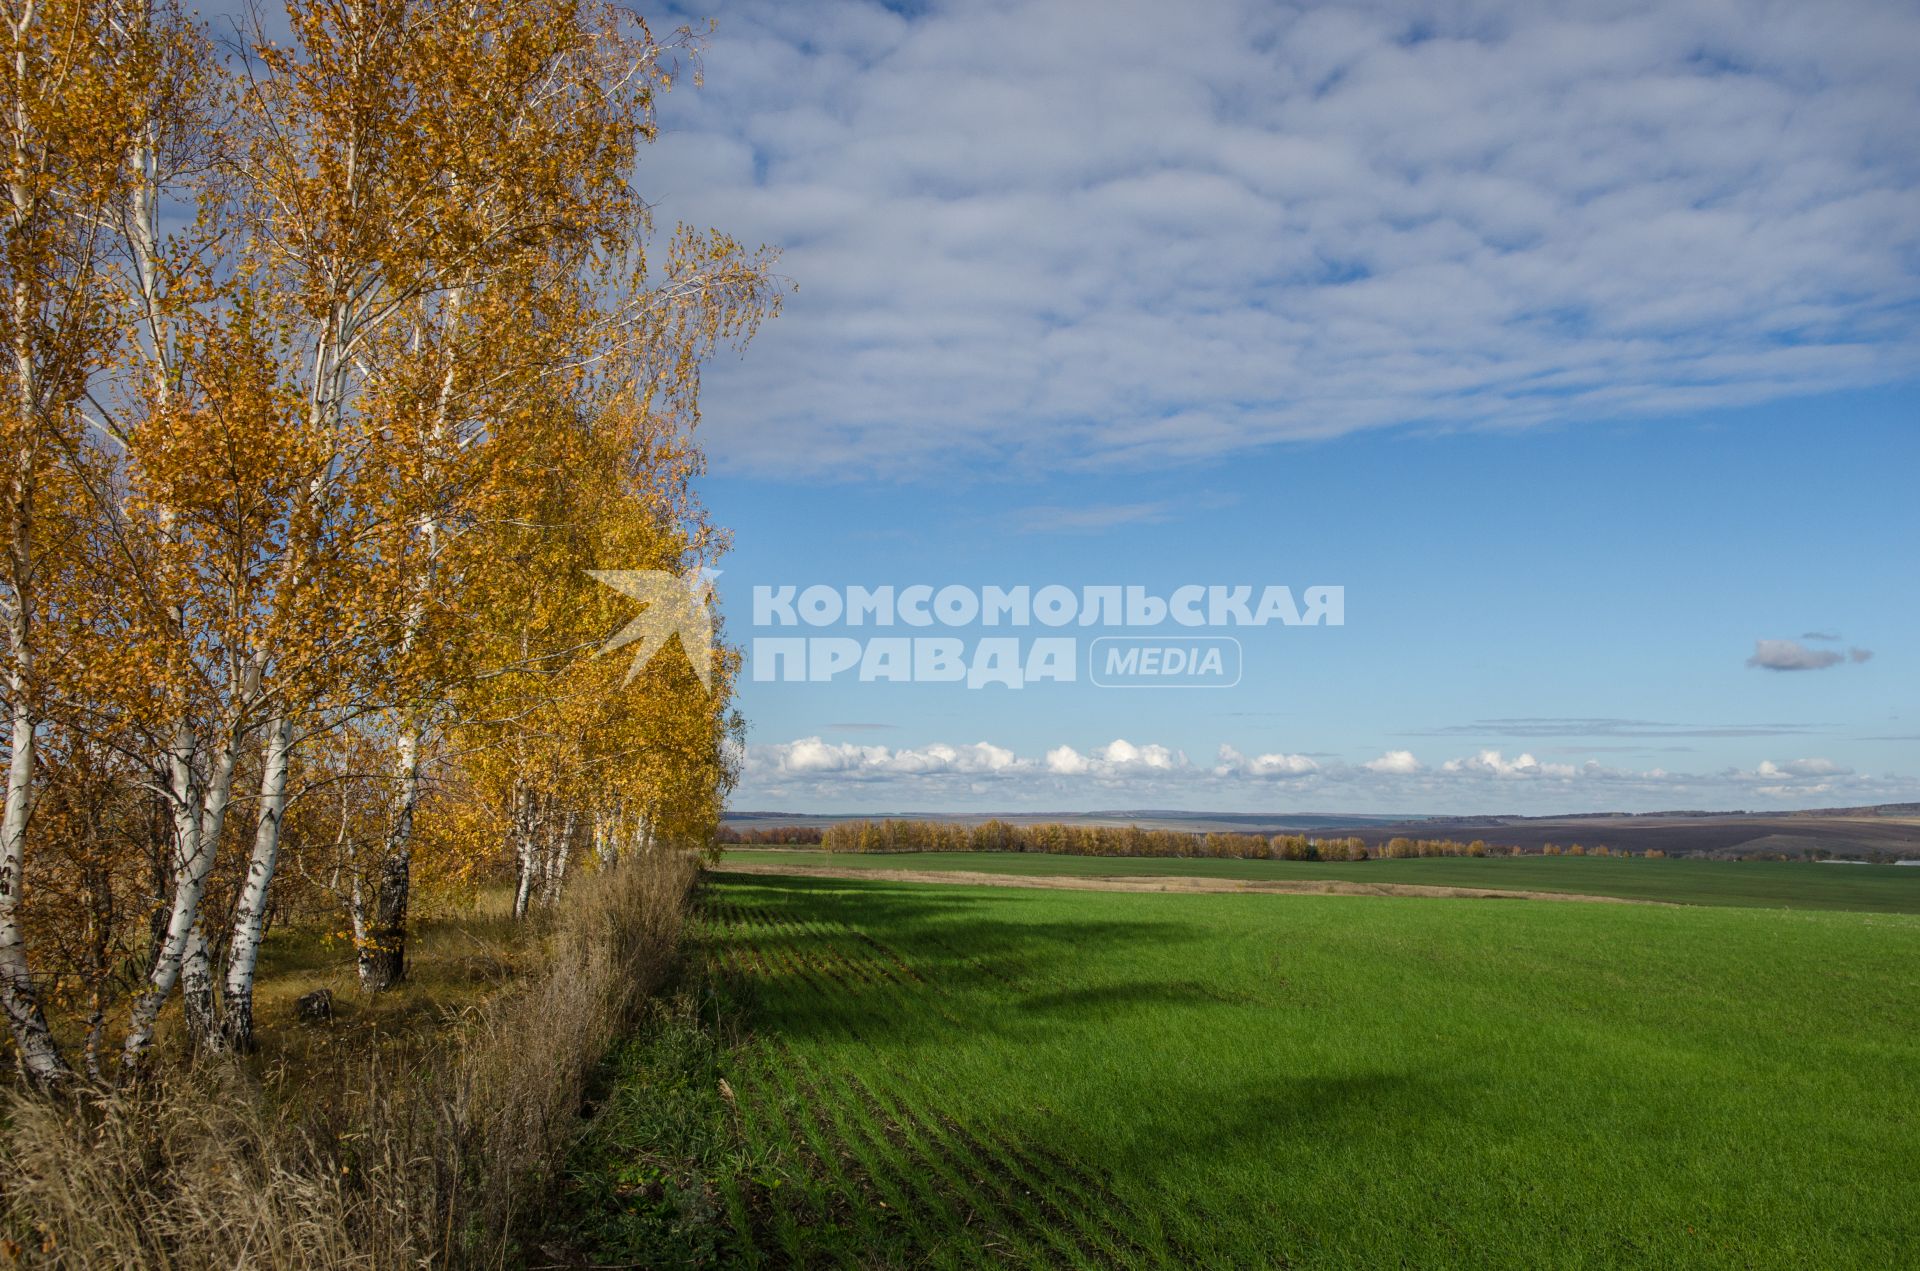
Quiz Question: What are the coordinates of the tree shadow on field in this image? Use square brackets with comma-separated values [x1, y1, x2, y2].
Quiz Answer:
[698, 873, 1213, 1045]
[707, 873, 1463, 1122]
[1024, 1068, 1445, 1216]
[696, 873, 1473, 1260]
[966, 1068, 1443, 1264]
[1018, 978, 1263, 1013]
[1142, 1070, 1431, 1155]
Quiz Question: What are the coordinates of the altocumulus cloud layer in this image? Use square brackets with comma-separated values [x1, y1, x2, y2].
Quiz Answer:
[649, 0, 1920, 475]
[737, 736, 1908, 813]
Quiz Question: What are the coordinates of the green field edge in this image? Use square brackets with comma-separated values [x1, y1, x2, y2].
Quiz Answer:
[718, 848, 1920, 913]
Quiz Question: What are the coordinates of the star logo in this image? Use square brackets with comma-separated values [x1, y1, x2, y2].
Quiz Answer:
[587, 567, 719, 690]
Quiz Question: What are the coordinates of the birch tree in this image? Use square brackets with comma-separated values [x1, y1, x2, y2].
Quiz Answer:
[0, 0, 158, 1083]
[310, 0, 775, 989]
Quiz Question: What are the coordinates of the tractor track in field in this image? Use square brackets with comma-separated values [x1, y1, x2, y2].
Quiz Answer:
[712, 859, 1676, 905]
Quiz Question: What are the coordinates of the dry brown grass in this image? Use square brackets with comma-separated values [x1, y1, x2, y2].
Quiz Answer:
[0, 855, 696, 1268]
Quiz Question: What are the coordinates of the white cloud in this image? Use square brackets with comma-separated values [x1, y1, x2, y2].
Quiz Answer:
[1749, 757, 1849, 779]
[1364, 749, 1423, 774]
[1093, 739, 1186, 773]
[778, 737, 881, 774]
[1215, 744, 1321, 778]
[1441, 749, 1577, 778]
[1741, 758, 1852, 798]
[646, 0, 1920, 476]
[1044, 744, 1091, 775]
[763, 736, 1027, 778]
[739, 736, 1911, 812]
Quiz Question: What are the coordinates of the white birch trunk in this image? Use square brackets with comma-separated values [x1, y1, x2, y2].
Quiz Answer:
[0, 346, 62, 1079]
[122, 716, 240, 1065]
[179, 923, 219, 1050]
[542, 809, 575, 904]
[0, 688, 64, 1082]
[221, 712, 292, 1049]
[180, 725, 242, 1053]
[347, 839, 370, 961]
[511, 788, 539, 921]
[0, 18, 67, 1081]
[358, 720, 420, 990]
[593, 808, 614, 867]
[512, 847, 536, 920]
[122, 721, 203, 1063]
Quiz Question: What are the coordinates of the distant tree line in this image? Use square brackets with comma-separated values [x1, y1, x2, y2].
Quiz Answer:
[683, 823, 1920, 865]
[717, 826, 827, 845]
[707, 820, 1688, 861]
[812, 821, 1407, 860]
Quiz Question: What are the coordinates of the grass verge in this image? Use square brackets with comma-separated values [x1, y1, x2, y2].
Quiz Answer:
[0, 856, 695, 1268]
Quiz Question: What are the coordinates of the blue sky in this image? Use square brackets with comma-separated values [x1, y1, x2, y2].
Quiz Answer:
[633, 0, 1920, 813]
[709, 388, 1918, 812]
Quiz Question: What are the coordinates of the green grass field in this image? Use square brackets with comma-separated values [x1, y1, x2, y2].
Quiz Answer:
[567, 870, 1920, 1267]
[720, 847, 1920, 912]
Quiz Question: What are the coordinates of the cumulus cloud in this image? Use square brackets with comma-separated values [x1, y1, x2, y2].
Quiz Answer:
[763, 737, 1023, 778]
[1036, 738, 1189, 778]
[1215, 745, 1320, 778]
[1043, 744, 1091, 775]
[1441, 749, 1577, 778]
[1734, 756, 1854, 798]
[776, 737, 879, 774]
[1751, 757, 1849, 779]
[737, 737, 1910, 812]
[1364, 749, 1423, 774]
[644, 0, 1920, 476]
[1093, 739, 1186, 772]
[1747, 638, 1870, 671]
